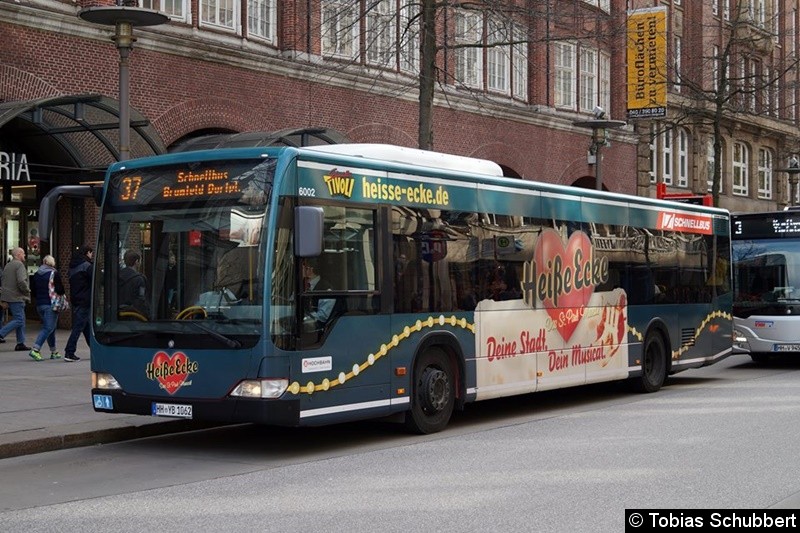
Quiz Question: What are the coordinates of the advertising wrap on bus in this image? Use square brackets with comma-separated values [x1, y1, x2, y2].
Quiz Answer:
[39, 144, 732, 435]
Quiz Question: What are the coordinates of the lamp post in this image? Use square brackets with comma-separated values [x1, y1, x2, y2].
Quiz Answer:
[78, 4, 168, 161]
[573, 117, 627, 190]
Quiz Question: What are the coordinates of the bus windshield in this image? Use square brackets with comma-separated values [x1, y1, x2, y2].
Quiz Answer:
[733, 239, 800, 312]
[93, 157, 275, 348]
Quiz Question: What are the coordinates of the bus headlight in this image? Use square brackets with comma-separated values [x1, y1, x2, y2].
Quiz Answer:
[230, 379, 288, 399]
[92, 372, 122, 390]
[733, 329, 748, 344]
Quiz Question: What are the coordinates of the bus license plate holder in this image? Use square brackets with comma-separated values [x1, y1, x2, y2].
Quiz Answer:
[151, 402, 193, 419]
[773, 344, 800, 352]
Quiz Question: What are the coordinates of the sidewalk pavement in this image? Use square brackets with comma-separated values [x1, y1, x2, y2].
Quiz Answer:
[0, 321, 211, 460]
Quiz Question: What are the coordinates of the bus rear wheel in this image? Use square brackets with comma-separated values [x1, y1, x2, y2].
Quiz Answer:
[404, 347, 455, 434]
[632, 332, 668, 393]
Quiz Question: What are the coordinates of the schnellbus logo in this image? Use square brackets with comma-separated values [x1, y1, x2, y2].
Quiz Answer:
[657, 211, 713, 235]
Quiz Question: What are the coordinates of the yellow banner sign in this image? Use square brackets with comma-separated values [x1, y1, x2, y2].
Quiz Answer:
[627, 7, 667, 119]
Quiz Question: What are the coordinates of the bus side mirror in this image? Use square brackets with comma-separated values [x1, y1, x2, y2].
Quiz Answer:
[294, 206, 323, 257]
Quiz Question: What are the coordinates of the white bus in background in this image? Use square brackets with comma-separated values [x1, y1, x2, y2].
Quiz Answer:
[732, 209, 800, 362]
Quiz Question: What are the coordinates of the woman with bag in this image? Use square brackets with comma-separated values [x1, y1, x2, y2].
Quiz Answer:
[29, 255, 66, 361]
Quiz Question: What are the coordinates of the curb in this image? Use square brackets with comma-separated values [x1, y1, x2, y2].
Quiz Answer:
[0, 419, 219, 460]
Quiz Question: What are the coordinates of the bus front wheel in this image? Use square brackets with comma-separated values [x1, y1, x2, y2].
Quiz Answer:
[633, 332, 668, 393]
[405, 347, 455, 434]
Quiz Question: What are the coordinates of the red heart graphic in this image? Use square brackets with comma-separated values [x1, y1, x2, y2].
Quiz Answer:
[534, 229, 596, 342]
[152, 351, 189, 395]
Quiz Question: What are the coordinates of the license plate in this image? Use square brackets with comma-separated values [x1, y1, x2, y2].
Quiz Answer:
[773, 344, 800, 352]
[151, 402, 193, 419]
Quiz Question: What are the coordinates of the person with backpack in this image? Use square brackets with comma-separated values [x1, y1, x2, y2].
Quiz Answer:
[29, 254, 65, 361]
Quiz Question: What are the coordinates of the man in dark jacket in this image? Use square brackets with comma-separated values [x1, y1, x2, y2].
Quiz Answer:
[64, 245, 93, 362]
[119, 249, 148, 316]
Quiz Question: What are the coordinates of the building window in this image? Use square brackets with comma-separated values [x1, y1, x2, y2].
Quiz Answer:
[247, 0, 276, 42]
[399, 1, 419, 74]
[362, 1, 419, 72]
[662, 129, 673, 185]
[141, 0, 189, 23]
[723, 1, 730, 21]
[732, 142, 749, 196]
[200, 0, 238, 31]
[555, 42, 576, 109]
[556, 44, 608, 113]
[512, 27, 528, 100]
[322, 0, 359, 59]
[581, 0, 610, 11]
[757, 148, 773, 199]
[366, 0, 395, 66]
[580, 48, 597, 112]
[486, 18, 511, 95]
[454, 10, 483, 89]
[673, 36, 682, 93]
[755, 0, 766, 29]
[452, 11, 528, 99]
[599, 52, 610, 113]
[649, 125, 657, 184]
[712, 0, 719, 16]
[763, 66, 771, 115]
[677, 128, 688, 187]
[711, 45, 719, 92]
[707, 139, 717, 193]
[653, 126, 691, 188]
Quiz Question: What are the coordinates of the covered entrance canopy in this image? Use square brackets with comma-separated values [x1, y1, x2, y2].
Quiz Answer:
[0, 93, 166, 182]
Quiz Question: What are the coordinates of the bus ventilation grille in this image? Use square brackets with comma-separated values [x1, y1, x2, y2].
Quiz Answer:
[681, 328, 696, 347]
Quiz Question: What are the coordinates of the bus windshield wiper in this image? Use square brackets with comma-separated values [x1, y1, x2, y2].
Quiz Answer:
[185, 321, 242, 348]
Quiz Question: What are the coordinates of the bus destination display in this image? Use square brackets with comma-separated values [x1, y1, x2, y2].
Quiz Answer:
[117, 169, 239, 204]
[108, 159, 275, 207]
[733, 214, 800, 239]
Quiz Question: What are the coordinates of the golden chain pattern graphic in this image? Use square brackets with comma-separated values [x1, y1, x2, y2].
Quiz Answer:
[288, 310, 732, 395]
[627, 310, 732, 360]
[287, 315, 475, 396]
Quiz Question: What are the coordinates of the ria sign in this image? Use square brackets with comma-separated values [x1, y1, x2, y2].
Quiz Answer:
[0, 151, 30, 181]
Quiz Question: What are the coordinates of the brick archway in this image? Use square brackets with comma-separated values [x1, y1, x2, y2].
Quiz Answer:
[153, 98, 261, 147]
[344, 123, 416, 146]
[0, 65, 61, 102]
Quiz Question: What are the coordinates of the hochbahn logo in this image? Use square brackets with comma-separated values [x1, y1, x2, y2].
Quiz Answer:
[657, 211, 713, 235]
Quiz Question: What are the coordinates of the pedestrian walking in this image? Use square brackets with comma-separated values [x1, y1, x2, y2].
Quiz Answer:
[64, 245, 93, 362]
[0, 247, 32, 351]
[29, 255, 66, 361]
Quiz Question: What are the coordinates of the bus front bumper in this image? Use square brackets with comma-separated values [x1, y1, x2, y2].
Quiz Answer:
[92, 389, 301, 426]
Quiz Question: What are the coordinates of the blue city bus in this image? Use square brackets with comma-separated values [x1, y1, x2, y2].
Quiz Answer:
[41, 144, 733, 433]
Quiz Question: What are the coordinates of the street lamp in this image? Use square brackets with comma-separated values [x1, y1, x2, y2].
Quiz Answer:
[778, 157, 800, 207]
[78, 3, 168, 161]
[573, 107, 626, 191]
